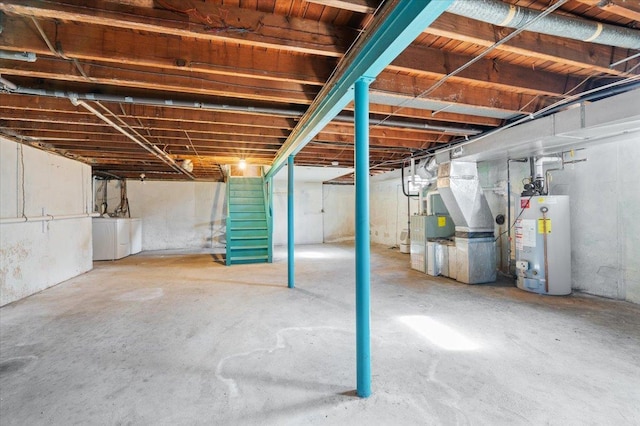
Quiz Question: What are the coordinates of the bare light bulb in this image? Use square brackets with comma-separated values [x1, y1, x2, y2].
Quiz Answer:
[238, 159, 247, 170]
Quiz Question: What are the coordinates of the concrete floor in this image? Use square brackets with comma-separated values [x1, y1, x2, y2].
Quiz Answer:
[1, 243, 639, 425]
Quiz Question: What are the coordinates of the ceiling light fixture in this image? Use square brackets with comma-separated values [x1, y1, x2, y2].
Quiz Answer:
[238, 159, 247, 170]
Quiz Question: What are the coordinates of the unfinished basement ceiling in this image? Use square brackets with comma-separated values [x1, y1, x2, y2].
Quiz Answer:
[0, 0, 639, 182]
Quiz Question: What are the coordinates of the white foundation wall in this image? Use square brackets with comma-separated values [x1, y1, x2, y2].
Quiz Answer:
[322, 184, 355, 243]
[1, 139, 93, 306]
[272, 181, 324, 245]
[125, 180, 226, 250]
[370, 170, 419, 247]
[478, 136, 640, 303]
[544, 137, 640, 303]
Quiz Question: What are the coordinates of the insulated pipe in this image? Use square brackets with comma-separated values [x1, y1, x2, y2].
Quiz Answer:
[0, 212, 100, 224]
[447, 0, 640, 50]
[355, 77, 373, 398]
[287, 155, 295, 289]
[70, 98, 195, 180]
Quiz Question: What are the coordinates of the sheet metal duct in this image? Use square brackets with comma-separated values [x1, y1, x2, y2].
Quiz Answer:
[436, 161, 494, 234]
[447, 0, 640, 50]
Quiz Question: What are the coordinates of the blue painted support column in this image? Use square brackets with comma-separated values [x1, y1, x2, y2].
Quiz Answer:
[287, 155, 295, 289]
[355, 77, 373, 398]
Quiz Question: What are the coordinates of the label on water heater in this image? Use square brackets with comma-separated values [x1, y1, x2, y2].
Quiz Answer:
[538, 218, 552, 234]
[517, 219, 537, 248]
[521, 199, 530, 209]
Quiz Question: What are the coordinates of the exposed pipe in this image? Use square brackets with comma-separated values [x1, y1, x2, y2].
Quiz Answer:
[5, 85, 481, 136]
[447, 0, 640, 50]
[0, 49, 36, 62]
[535, 156, 562, 193]
[69, 97, 195, 180]
[0, 212, 100, 224]
[0, 74, 17, 90]
[333, 115, 481, 136]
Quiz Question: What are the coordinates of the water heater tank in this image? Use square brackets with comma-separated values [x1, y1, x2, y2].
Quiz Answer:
[515, 195, 571, 295]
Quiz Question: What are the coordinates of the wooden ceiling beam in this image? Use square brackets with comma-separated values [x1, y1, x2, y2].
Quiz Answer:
[0, 97, 299, 129]
[392, 45, 586, 97]
[0, 0, 352, 56]
[8, 125, 436, 150]
[1, 59, 317, 105]
[371, 73, 542, 115]
[277, 1, 637, 76]
[0, 16, 333, 86]
[3, 62, 530, 119]
[305, 0, 376, 14]
[428, 13, 639, 77]
[1, 14, 588, 103]
[574, 0, 640, 22]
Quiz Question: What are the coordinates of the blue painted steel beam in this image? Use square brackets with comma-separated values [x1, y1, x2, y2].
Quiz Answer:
[265, 0, 453, 179]
[287, 155, 295, 289]
[355, 77, 373, 398]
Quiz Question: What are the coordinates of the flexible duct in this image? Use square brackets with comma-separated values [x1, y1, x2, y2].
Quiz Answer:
[447, 0, 640, 50]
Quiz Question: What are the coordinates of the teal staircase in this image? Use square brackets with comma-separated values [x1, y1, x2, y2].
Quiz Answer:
[226, 176, 273, 265]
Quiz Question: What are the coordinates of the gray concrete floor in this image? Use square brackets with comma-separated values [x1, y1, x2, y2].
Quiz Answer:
[1, 243, 639, 425]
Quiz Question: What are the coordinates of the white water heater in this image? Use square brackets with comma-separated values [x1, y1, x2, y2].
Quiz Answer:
[515, 195, 571, 295]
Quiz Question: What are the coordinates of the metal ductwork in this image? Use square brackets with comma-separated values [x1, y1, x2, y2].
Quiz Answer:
[447, 0, 640, 50]
[436, 161, 494, 234]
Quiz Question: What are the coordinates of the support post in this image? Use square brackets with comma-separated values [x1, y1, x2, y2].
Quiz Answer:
[287, 155, 295, 289]
[355, 77, 373, 398]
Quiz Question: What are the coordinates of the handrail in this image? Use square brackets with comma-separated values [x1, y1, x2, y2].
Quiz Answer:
[225, 173, 232, 266]
[262, 166, 274, 263]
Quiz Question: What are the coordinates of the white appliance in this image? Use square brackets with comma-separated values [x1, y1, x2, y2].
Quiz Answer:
[515, 195, 571, 295]
[92, 218, 131, 260]
[399, 228, 410, 254]
[129, 218, 142, 255]
[410, 216, 426, 272]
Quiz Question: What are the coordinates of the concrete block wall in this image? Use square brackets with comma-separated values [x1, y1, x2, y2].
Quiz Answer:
[1, 139, 93, 306]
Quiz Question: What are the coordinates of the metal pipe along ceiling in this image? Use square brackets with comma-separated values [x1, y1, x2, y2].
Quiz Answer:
[6, 86, 482, 136]
[447, 0, 640, 50]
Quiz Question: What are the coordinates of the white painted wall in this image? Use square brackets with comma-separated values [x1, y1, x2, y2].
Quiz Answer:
[544, 137, 640, 303]
[95, 178, 353, 251]
[272, 180, 324, 245]
[370, 169, 419, 247]
[478, 135, 640, 303]
[322, 184, 355, 243]
[1, 139, 93, 306]
[125, 180, 226, 250]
